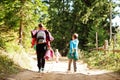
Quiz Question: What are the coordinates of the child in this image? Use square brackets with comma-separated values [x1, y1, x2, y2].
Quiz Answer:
[54, 49, 61, 63]
[67, 33, 79, 72]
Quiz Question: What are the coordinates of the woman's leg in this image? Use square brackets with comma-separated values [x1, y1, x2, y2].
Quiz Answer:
[36, 43, 47, 72]
[41, 58, 45, 71]
[36, 44, 41, 72]
[41, 44, 47, 71]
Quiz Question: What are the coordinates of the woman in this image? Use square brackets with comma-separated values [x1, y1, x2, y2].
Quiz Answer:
[34, 23, 54, 72]
[67, 33, 79, 72]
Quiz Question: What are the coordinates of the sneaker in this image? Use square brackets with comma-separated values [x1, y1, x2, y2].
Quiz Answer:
[74, 70, 76, 72]
[41, 68, 44, 71]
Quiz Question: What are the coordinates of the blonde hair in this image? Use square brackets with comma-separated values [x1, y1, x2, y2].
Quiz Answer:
[73, 33, 78, 39]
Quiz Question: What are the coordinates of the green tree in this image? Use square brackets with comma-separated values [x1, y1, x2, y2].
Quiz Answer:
[46, 0, 116, 55]
[0, 0, 49, 47]
[87, 26, 108, 49]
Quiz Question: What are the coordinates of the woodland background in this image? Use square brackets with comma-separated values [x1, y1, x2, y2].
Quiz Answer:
[0, 0, 120, 78]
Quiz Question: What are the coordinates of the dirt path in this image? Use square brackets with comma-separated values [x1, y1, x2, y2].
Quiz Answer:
[6, 60, 120, 80]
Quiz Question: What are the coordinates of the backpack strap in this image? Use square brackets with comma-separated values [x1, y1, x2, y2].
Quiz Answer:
[45, 30, 50, 41]
[45, 30, 54, 42]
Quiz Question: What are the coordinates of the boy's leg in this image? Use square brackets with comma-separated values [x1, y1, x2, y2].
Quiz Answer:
[68, 59, 72, 71]
[73, 60, 77, 72]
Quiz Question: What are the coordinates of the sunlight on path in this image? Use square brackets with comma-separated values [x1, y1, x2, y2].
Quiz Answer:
[29, 55, 110, 76]
[6, 54, 120, 80]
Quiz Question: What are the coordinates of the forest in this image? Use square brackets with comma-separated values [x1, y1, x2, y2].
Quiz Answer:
[0, 0, 120, 79]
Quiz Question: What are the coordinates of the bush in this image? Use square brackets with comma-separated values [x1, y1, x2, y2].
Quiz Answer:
[0, 36, 5, 48]
[0, 54, 21, 78]
[81, 50, 120, 71]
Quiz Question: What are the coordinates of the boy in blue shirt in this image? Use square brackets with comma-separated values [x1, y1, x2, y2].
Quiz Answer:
[67, 33, 79, 72]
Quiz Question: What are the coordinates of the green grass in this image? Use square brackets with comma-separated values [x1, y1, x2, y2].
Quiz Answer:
[81, 50, 120, 73]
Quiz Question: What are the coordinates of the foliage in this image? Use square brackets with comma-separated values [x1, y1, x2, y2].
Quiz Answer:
[46, 0, 117, 54]
[115, 30, 120, 48]
[0, 35, 5, 48]
[0, 0, 49, 46]
[81, 50, 120, 71]
[5, 41, 23, 54]
[87, 26, 108, 49]
[81, 25, 120, 72]
[0, 0, 118, 53]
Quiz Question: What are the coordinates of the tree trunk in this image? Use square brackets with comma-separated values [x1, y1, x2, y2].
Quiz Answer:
[19, 18, 23, 45]
[18, 0, 25, 45]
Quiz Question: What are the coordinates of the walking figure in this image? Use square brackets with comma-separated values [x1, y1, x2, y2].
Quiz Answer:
[32, 23, 54, 72]
[54, 49, 61, 63]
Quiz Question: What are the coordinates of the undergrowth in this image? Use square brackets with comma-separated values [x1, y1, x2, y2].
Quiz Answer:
[81, 50, 120, 73]
[0, 54, 21, 79]
[0, 26, 35, 79]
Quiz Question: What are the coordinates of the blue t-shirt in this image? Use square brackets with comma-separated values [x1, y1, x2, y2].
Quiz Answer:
[68, 39, 79, 60]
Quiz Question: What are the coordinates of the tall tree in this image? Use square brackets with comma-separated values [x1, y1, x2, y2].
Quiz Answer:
[47, 0, 116, 54]
[0, 0, 49, 46]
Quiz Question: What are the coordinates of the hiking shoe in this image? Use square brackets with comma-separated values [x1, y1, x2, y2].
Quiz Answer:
[41, 68, 44, 72]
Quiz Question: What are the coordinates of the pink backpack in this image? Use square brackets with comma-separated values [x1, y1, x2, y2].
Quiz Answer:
[45, 49, 54, 60]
